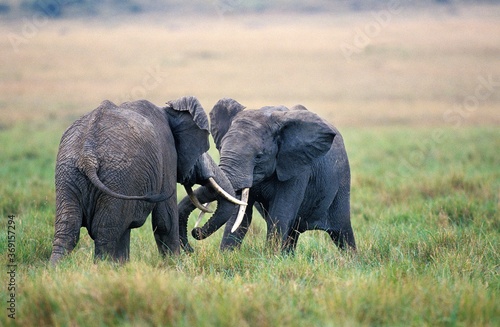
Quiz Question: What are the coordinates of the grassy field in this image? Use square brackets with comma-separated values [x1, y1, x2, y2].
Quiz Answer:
[1, 4, 499, 326]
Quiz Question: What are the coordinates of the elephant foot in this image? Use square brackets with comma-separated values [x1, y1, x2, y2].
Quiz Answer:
[49, 245, 70, 265]
[181, 241, 194, 253]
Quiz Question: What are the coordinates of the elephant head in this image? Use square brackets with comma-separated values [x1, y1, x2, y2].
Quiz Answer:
[165, 97, 244, 210]
[191, 98, 336, 239]
[164, 96, 210, 185]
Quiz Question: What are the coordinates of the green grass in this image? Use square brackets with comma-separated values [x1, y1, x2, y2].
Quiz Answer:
[0, 122, 498, 326]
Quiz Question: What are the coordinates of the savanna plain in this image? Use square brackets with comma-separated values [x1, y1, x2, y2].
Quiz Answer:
[0, 5, 499, 327]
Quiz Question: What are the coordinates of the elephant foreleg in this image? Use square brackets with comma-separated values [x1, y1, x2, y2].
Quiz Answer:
[266, 177, 307, 253]
[281, 220, 301, 255]
[265, 218, 296, 253]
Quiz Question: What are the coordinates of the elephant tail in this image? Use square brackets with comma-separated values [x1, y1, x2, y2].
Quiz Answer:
[86, 169, 168, 203]
[79, 138, 167, 203]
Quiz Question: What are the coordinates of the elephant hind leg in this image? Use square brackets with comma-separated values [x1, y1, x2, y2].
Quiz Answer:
[328, 186, 356, 252]
[50, 196, 83, 265]
[92, 205, 132, 263]
[94, 229, 130, 263]
[114, 230, 131, 262]
[152, 201, 180, 256]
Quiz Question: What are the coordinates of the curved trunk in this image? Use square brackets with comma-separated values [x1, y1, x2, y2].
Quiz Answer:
[191, 156, 254, 239]
[190, 193, 238, 240]
[178, 185, 216, 252]
[178, 163, 240, 251]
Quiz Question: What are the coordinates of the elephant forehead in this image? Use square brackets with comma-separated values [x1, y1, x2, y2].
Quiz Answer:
[231, 111, 276, 133]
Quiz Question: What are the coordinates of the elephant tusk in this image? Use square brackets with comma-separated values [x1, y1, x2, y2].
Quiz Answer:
[208, 177, 247, 205]
[185, 186, 213, 213]
[194, 203, 210, 228]
[231, 188, 249, 233]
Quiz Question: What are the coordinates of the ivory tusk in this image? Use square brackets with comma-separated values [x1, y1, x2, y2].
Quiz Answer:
[185, 185, 213, 213]
[194, 203, 210, 228]
[208, 177, 247, 205]
[231, 188, 249, 233]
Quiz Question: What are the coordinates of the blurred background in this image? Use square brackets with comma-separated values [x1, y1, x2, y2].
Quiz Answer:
[1, 0, 499, 128]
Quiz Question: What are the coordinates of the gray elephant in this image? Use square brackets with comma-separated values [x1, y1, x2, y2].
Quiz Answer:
[183, 98, 356, 253]
[50, 96, 242, 264]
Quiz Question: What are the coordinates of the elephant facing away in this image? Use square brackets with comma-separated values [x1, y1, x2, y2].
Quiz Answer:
[183, 98, 356, 254]
[50, 96, 242, 264]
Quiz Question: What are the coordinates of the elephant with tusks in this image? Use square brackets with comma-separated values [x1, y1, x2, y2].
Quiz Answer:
[180, 98, 356, 254]
[50, 96, 243, 264]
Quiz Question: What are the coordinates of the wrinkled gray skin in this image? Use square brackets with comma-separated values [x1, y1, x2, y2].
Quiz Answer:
[186, 98, 356, 253]
[178, 152, 238, 252]
[50, 96, 221, 264]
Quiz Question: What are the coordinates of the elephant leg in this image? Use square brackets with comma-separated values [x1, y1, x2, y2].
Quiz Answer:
[328, 224, 356, 251]
[328, 189, 356, 251]
[91, 200, 127, 262]
[262, 201, 296, 251]
[114, 229, 131, 262]
[94, 228, 122, 262]
[328, 229, 356, 250]
[265, 218, 296, 252]
[281, 219, 301, 254]
[266, 205, 299, 253]
[50, 186, 82, 264]
[152, 201, 180, 256]
[94, 229, 131, 263]
[220, 202, 253, 251]
[266, 177, 308, 252]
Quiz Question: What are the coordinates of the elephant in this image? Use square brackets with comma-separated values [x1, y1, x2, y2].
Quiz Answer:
[182, 98, 356, 254]
[49, 96, 243, 264]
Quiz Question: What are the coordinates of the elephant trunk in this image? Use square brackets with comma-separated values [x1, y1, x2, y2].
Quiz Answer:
[190, 170, 240, 240]
[191, 196, 238, 240]
[178, 194, 198, 252]
[179, 161, 243, 250]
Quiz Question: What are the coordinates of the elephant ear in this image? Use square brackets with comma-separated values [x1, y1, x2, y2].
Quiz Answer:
[290, 104, 308, 111]
[209, 98, 246, 151]
[274, 108, 336, 182]
[166, 96, 210, 184]
[167, 96, 209, 131]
